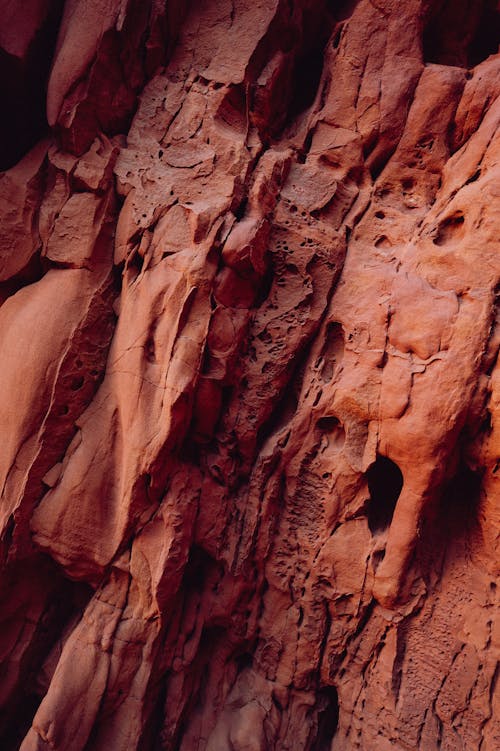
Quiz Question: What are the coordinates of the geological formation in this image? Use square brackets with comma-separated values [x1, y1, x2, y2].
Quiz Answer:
[0, 0, 499, 749]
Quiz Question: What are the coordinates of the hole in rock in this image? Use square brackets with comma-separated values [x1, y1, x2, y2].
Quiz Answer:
[127, 250, 144, 277]
[70, 375, 84, 391]
[316, 416, 346, 453]
[316, 416, 340, 431]
[469, 1, 500, 66]
[312, 686, 339, 751]
[287, 4, 336, 121]
[0, 0, 64, 170]
[215, 83, 247, 134]
[371, 548, 386, 572]
[375, 235, 391, 248]
[312, 389, 323, 407]
[183, 545, 223, 592]
[366, 455, 403, 534]
[423, 0, 500, 67]
[433, 212, 465, 246]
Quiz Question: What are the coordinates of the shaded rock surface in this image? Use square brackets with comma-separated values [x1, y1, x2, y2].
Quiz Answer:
[0, 1, 499, 749]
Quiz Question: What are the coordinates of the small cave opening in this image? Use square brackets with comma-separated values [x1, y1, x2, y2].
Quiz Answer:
[366, 455, 403, 534]
[0, 0, 65, 171]
[287, 3, 336, 120]
[315, 415, 346, 454]
[468, 1, 500, 67]
[214, 83, 248, 134]
[423, 0, 500, 68]
[316, 416, 340, 431]
[183, 545, 223, 594]
[312, 686, 339, 751]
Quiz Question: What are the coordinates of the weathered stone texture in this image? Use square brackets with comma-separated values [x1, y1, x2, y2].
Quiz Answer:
[0, 1, 499, 749]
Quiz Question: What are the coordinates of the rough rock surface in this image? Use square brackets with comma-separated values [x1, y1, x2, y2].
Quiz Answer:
[0, 1, 499, 749]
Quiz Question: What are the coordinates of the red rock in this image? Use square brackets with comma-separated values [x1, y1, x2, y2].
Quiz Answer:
[0, 0, 499, 749]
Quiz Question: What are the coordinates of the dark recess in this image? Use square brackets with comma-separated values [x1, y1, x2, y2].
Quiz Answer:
[0, 0, 64, 171]
[366, 455, 403, 534]
[0, 252, 45, 304]
[316, 416, 341, 431]
[468, 2, 500, 66]
[438, 462, 483, 539]
[312, 686, 339, 750]
[287, 3, 336, 120]
[423, 0, 500, 68]
[329, 0, 359, 22]
[0, 558, 92, 750]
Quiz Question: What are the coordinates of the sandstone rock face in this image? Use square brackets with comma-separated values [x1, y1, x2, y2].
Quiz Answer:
[0, 1, 499, 749]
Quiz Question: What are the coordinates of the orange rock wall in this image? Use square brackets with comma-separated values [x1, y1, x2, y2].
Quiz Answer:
[0, 1, 499, 749]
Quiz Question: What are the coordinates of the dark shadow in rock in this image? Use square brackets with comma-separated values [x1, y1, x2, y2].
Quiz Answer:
[0, 0, 64, 171]
[468, 1, 500, 67]
[423, 0, 500, 68]
[438, 462, 483, 540]
[432, 211, 465, 246]
[366, 455, 403, 535]
[287, 5, 335, 121]
[311, 686, 339, 751]
[0, 555, 93, 750]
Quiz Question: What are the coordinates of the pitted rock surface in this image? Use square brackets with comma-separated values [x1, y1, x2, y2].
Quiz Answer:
[0, 1, 499, 749]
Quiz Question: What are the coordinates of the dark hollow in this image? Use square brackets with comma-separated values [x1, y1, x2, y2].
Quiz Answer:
[366, 455, 403, 534]
[0, 0, 64, 171]
[312, 686, 339, 751]
[439, 462, 483, 538]
[423, 0, 500, 68]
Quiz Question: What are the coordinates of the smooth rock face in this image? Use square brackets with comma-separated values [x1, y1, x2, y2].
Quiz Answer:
[0, 1, 499, 749]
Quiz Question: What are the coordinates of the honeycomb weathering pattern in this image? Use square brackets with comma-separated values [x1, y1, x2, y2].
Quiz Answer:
[0, 0, 499, 749]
